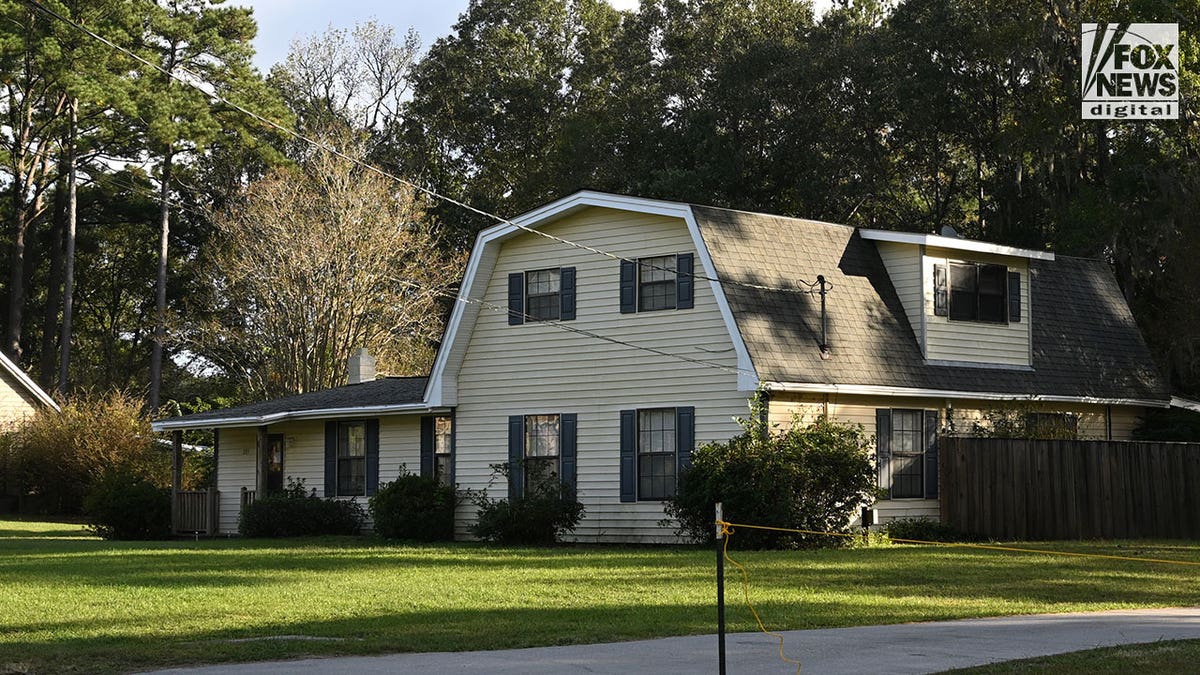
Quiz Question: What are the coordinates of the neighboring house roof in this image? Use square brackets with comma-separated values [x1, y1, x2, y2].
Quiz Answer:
[0, 352, 59, 412]
[692, 205, 1169, 404]
[152, 377, 433, 431]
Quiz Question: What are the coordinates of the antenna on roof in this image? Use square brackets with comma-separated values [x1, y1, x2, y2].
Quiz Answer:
[940, 225, 959, 239]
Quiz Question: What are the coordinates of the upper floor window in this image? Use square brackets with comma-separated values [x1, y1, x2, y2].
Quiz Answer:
[526, 269, 561, 321]
[620, 253, 694, 313]
[950, 262, 1007, 323]
[934, 261, 1021, 324]
[508, 268, 575, 325]
[638, 256, 677, 311]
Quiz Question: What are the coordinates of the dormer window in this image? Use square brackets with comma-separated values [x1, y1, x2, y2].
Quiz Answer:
[949, 262, 1007, 323]
[933, 261, 1021, 324]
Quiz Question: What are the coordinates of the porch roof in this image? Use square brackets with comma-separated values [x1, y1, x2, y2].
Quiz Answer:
[152, 377, 433, 431]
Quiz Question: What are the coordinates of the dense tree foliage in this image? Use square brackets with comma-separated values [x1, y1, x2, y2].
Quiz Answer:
[2, 0, 1199, 411]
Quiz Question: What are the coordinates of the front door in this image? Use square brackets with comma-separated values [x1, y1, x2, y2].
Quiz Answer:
[266, 434, 285, 494]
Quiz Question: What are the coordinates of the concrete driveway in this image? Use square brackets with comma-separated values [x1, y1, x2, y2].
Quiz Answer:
[147, 607, 1200, 675]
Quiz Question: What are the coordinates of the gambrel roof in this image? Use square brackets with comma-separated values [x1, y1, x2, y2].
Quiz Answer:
[691, 204, 1169, 403]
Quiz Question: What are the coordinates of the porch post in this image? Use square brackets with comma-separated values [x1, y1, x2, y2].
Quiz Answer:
[171, 430, 183, 535]
[257, 425, 269, 494]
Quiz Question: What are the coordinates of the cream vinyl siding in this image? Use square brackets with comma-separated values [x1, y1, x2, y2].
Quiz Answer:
[875, 241, 924, 351]
[213, 416, 423, 534]
[454, 206, 748, 543]
[0, 370, 39, 431]
[923, 247, 1031, 367]
[767, 392, 1146, 525]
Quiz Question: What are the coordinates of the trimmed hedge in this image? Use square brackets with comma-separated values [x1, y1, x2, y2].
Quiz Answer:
[239, 480, 364, 537]
[369, 471, 459, 541]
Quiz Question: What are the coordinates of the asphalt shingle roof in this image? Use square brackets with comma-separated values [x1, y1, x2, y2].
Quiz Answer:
[165, 377, 428, 425]
[690, 205, 1169, 402]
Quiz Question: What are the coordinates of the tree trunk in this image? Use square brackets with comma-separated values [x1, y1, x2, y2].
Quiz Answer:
[58, 98, 78, 395]
[150, 148, 173, 410]
[38, 161, 67, 388]
[5, 176, 29, 361]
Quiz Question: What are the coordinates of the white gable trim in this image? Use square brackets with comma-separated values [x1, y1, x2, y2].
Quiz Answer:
[763, 380, 1167, 408]
[1170, 396, 1200, 413]
[0, 352, 59, 411]
[860, 230, 1055, 261]
[424, 191, 761, 405]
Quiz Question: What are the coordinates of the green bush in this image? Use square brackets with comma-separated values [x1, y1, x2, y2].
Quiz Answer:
[370, 470, 459, 541]
[664, 408, 877, 549]
[239, 479, 365, 537]
[83, 469, 171, 540]
[470, 462, 585, 545]
[885, 517, 983, 543]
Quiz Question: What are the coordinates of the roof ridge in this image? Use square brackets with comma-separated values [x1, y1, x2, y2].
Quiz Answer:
[688, 202, 856, 232]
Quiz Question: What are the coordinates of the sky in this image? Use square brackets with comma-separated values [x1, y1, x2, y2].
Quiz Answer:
[234, 0, 641, 71]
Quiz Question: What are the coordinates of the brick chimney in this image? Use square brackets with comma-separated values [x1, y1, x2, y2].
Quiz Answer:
[347, 348, 376, 385]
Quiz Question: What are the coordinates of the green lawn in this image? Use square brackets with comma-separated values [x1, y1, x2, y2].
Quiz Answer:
[941, 639, 1200, 673]
[1, 520, 1199, 674]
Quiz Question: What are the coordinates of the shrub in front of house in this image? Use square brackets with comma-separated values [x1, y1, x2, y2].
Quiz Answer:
[885, 517, 983, 543]
[83, 468, 171, 540]
[470, 462, 585, 545]
[663, 410, 877, 549]
[239, 479, 365, 537]
[369, 471, 459, 541]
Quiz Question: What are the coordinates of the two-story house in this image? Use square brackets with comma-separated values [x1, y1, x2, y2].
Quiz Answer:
[154, 191, 1171, 540]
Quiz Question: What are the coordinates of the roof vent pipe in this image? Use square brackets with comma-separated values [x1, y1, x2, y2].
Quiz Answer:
[347, 348, 376, 385]
[817, 275, 831, 360]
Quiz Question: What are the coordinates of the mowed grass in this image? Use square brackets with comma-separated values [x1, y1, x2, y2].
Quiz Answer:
[942, 639, 1200, 673]
[1, 520, 1199, 674]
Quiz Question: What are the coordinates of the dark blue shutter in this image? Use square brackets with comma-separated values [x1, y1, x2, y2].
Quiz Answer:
[924, 410, 939, 499]
[561, 413, 578, 493]
[619, 260, 637, 314]
[324, 421, 337, 497]
[507, 272, 524, 325]
[619, 410, 636, 502]
[560, 267, 576, 321]
[676, 407, 695, 487]
[508, 415, 524, 500]
[419, 416, 434, 478]
[449, 410, 457, 485]
[676, 253, 694, 310]
[933, 264, 948, 317]
[1008, 271, 1021, 322]
[875, 409, 892, 499]
[365, 419, 380, 496]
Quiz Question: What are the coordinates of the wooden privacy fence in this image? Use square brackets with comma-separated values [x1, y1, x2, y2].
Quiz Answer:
[940, 437, 1200, 540]
[174, 488, 219, 535]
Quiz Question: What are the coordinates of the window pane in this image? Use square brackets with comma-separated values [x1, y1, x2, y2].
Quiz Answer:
[434, 454, 452, 486]
[948, 263, 977, 321]
[524, 414, 560, 458]
[525, 269, 561, 321]
[340, 423, 365, 458]
[637, 409, 677, 500]
[889, 410, 924, 498]
[338, 457, 365, 495]
[978, 264, 1007, 322]
[434, 416, 452, 455]
[639, 256, 677, 311]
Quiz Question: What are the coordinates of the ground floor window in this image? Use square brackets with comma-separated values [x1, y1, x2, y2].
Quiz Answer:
[638, 409, 677, 500]
[337, 421, 366, 496]
[524, 414, 561, 490]
[433, 416, 453, 485]
[877, 408, 937, 500]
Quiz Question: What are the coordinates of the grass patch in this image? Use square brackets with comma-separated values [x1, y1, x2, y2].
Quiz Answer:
[941, 638, 1200, 673]
[1, 520, 1198, 673]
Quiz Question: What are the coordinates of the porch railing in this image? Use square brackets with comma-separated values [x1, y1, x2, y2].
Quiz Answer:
[240, 487, 256, 511]
[173, 488, 219, 535]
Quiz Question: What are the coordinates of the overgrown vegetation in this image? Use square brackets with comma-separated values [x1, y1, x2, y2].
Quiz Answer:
[238, 479, 364, 537]
[369, 470, 459, 542]
[970, 406, 1082, 440]
[81, 469, 171, 540]
[664, 404, 877, 549]
[470, 461, 584, 545]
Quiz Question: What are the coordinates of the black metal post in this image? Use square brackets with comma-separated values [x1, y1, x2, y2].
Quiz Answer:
[818, 274, 828, 352]
[716, 502, 726, 675]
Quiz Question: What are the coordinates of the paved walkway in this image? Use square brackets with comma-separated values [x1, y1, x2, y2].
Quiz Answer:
[149, 607, 1200, 675]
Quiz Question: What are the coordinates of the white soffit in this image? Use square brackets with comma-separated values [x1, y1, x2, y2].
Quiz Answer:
[860, 230, 1055, 261]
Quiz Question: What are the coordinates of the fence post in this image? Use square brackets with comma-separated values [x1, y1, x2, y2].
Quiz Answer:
[715, 501, 726, 675]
